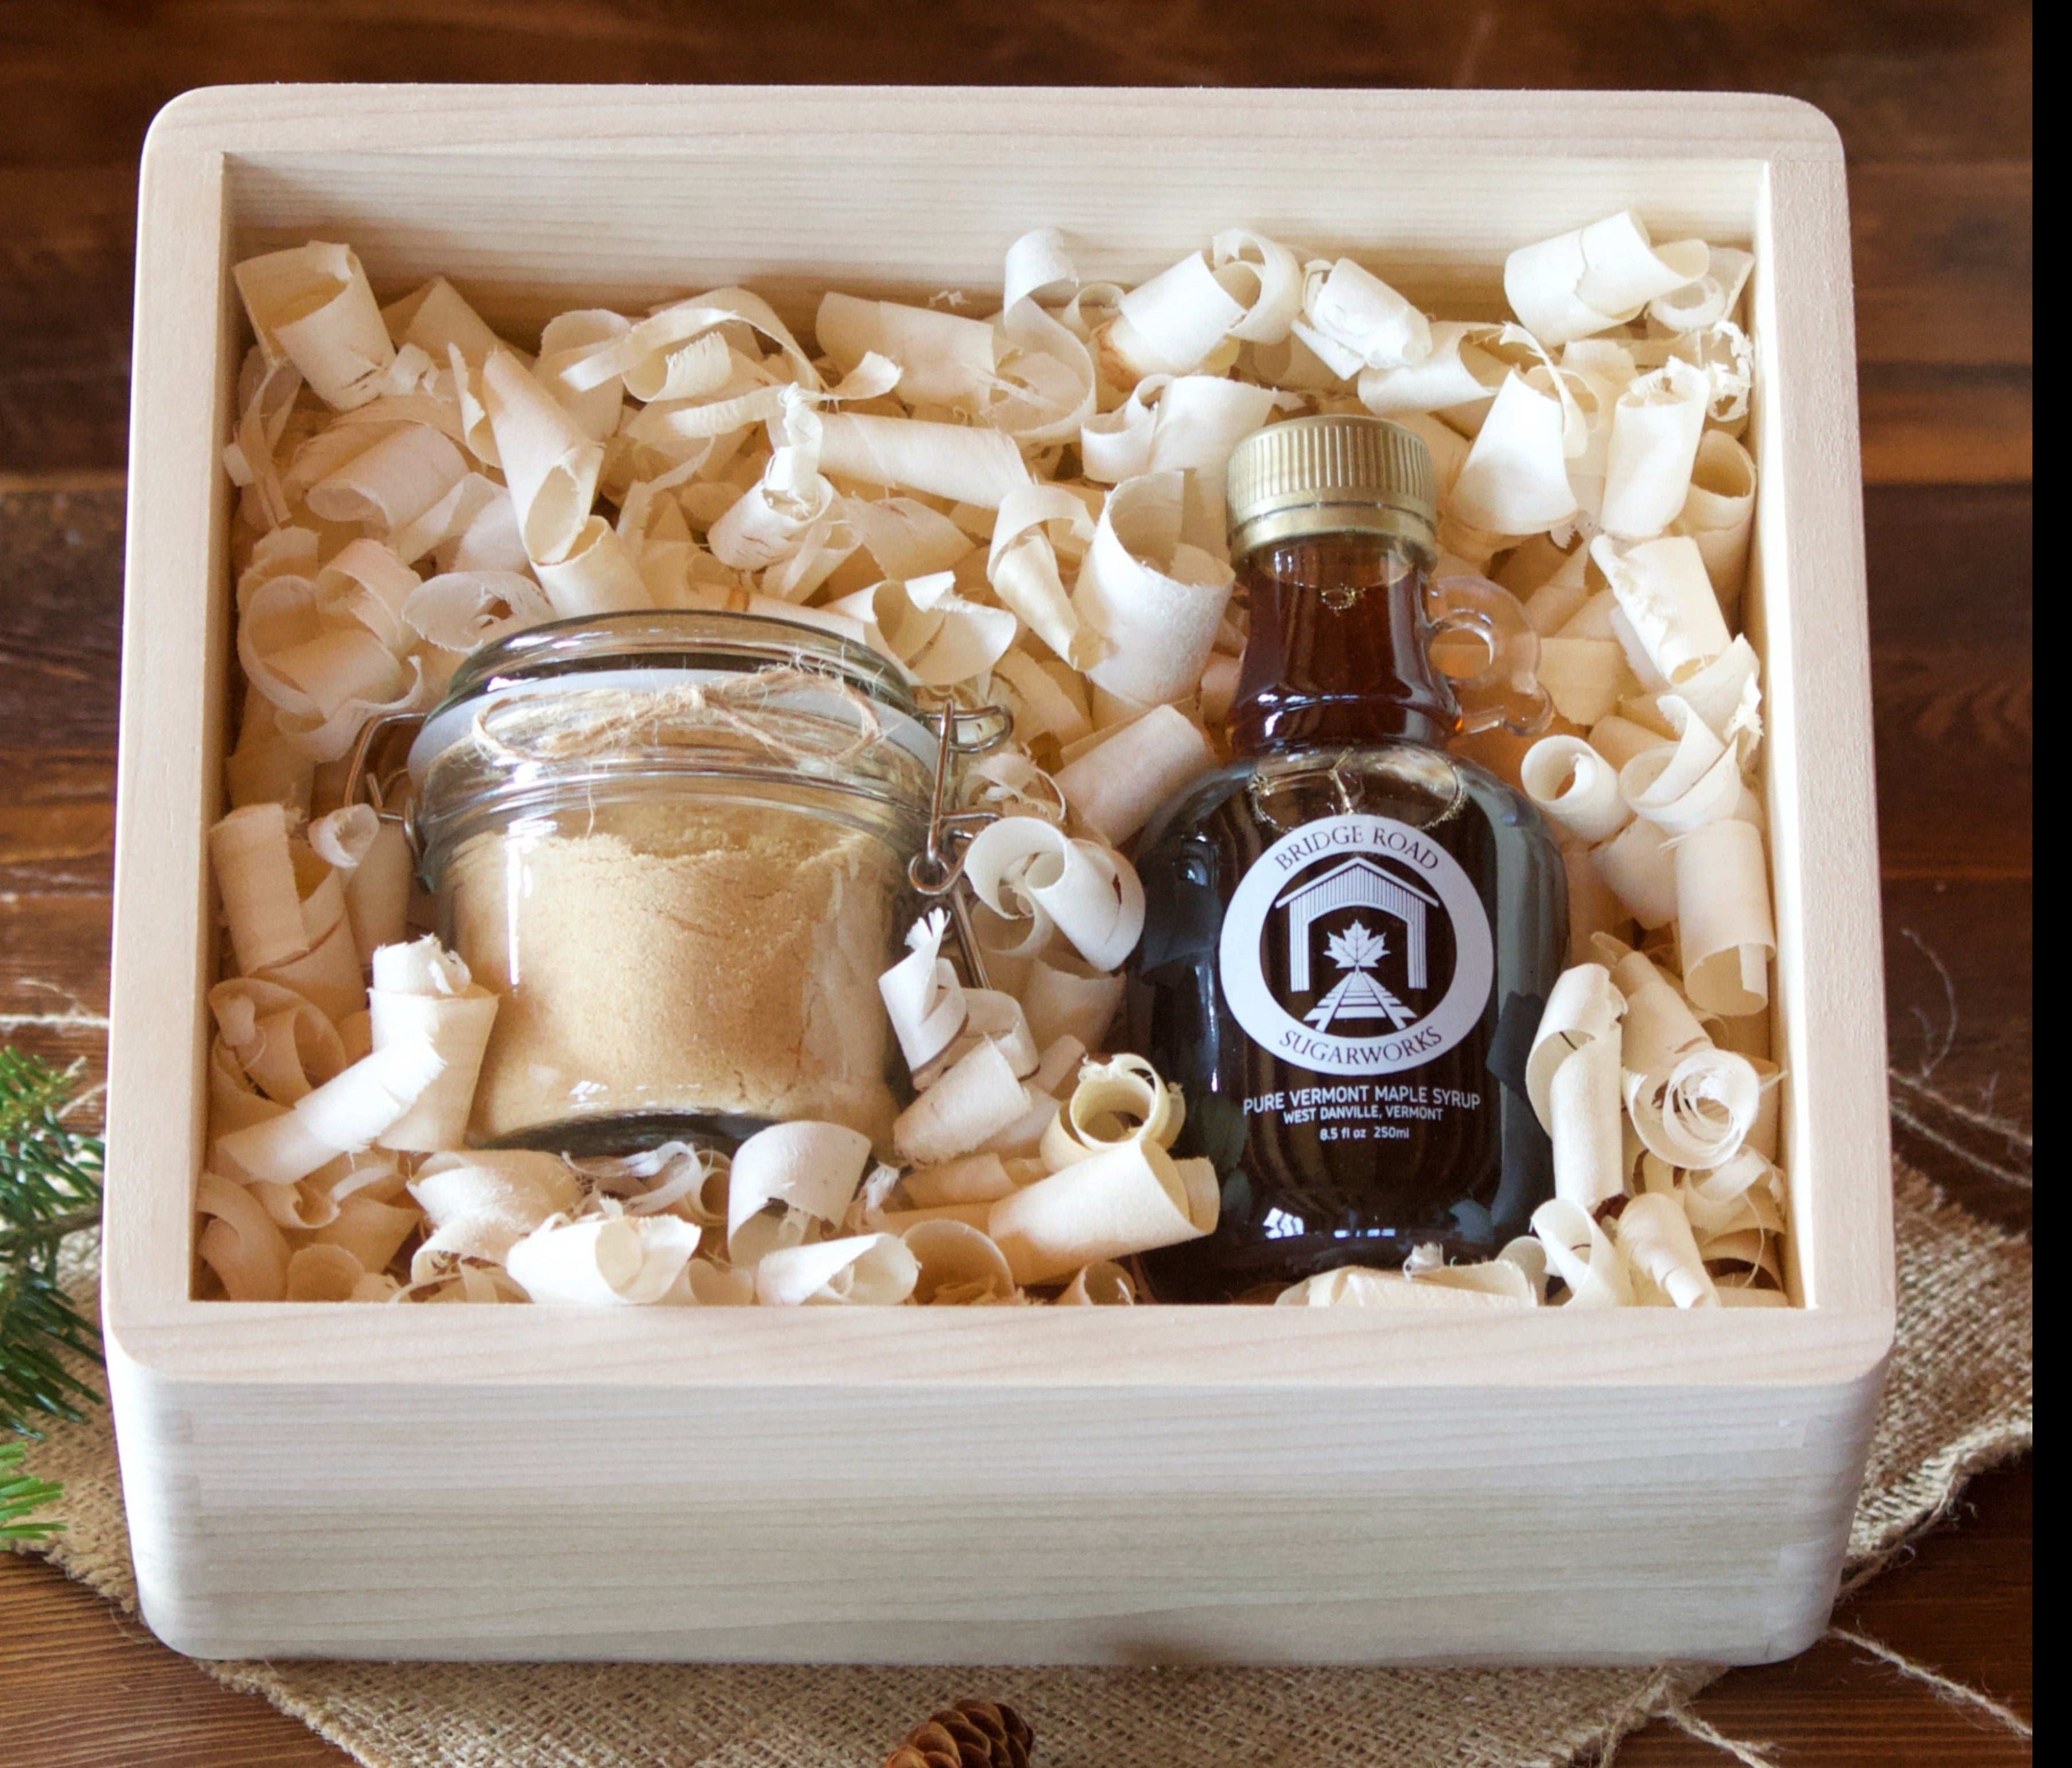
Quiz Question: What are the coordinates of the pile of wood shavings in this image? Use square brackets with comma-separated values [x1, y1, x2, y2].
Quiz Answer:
[197, 215, 1787, 1310]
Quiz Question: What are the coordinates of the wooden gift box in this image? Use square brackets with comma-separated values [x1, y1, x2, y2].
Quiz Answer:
[104, 84, 1893, 1665]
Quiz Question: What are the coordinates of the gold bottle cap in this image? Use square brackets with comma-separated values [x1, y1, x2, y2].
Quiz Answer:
[1226, 413, 1437, 560]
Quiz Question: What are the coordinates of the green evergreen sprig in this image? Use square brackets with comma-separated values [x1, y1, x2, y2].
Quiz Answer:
[1, 1050, 105, 1462]
[1, 1438, 66, 1541]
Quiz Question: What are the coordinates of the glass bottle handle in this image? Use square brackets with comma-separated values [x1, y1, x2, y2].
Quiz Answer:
[1426, 572, 1554, 739]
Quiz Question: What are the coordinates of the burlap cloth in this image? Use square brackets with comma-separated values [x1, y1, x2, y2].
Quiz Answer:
[15, 1161, 2031, 1768]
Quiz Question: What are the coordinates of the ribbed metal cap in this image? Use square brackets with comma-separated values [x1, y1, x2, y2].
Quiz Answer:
[1226, 414, 1437, 559]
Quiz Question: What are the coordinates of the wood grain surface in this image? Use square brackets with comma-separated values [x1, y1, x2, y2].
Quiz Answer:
[0, 1, 2030, 1762]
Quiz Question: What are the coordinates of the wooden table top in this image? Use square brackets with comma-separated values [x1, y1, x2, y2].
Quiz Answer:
[0, 3, 2030, 1763]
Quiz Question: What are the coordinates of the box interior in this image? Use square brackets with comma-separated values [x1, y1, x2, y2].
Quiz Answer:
[172, 119, 1819, 1313]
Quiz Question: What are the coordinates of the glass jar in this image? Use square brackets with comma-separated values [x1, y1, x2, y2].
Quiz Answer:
[409, 611, 938, 1152]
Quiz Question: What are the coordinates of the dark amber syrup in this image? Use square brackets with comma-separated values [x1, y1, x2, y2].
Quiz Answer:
[1126, 536, 1566, 1301]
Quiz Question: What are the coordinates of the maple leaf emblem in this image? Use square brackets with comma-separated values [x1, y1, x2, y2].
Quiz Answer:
[1324, 920, 1388, 973]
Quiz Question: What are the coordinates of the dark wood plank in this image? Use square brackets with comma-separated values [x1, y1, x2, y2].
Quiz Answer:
[0, 483, 120, 1092]
[1852, 161, 2032, 368]
[1839, 1459, 2033, 1717]
[0, 770, 114, 898]
[1880, 876, 2032, 1231]
[1864, 483, 2032, 879]
[1859, 365, 2034, 484]
[0, 168, 133, 477]
[0, 1554, 352, 1768]
[0, 1, 2032, 159]
[0, 892, 112, 1108]
[0, 488, 125, 755]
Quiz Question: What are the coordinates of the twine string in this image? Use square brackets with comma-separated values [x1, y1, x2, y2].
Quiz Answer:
[1828, 1624, 2034, 1739]
[1620, 1625, 2034, 1765]
[1657, 1700, 1781, 1767]
[469, 666, 888, 770]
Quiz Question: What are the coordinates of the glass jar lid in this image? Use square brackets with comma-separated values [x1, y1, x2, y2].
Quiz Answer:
[409, 611, 940, 868]
[412, 608, 935, 771]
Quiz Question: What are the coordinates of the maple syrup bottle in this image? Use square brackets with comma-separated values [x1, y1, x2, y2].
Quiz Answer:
[1129, 415, 1567, 1301]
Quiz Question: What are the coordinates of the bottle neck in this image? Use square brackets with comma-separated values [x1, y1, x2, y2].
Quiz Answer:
[1226, 531, 1460, 757]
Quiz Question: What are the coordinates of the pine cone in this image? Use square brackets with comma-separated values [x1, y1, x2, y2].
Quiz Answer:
[884, 1697, 1034, 1768]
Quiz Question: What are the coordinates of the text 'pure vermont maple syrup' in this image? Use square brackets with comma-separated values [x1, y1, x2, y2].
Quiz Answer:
[1127, 415, 1568, 1301]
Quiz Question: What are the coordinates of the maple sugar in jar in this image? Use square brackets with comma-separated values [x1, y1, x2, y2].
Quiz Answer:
[409, 611, 938, 1151]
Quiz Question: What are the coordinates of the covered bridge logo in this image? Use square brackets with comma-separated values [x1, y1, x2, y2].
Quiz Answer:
[1274, 857, 1441, 1034]
[1217, 813, 1494, 1078]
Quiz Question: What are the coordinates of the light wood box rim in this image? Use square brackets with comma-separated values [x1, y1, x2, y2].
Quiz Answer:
[143, 81, 1851, 155]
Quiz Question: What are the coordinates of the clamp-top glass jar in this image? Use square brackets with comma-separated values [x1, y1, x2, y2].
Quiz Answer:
[410, 611, 939, 1152]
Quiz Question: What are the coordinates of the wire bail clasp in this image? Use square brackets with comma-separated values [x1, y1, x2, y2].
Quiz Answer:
[341, 710, 425, 841]
[908, 700, 1014, 990]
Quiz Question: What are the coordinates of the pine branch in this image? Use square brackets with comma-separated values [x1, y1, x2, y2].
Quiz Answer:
[1, 1438, 65, 1541]
[1, 1049, 105, 1440]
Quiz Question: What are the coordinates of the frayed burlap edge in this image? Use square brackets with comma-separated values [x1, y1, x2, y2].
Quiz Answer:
[1841, 1169, 2034, 1580]
[12, 1159, 2031, 1768]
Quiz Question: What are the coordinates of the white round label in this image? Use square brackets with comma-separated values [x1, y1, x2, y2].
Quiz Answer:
[1218, 814, 1495, 1077]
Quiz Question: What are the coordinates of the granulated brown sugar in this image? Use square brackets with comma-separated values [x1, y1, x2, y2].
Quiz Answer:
[451, 798, 904, 1146]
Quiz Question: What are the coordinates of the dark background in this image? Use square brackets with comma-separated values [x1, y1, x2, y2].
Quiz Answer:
[0, 4, 2031, 1763]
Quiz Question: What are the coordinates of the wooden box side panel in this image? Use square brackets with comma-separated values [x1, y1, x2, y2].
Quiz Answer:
[110, 1340, 1885, 1666]
[1746, 158, 1892, 1311]
[217, 151, 1766, 339]
[165, 84, 1832, 325]
[106, 135, 239, 1319]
